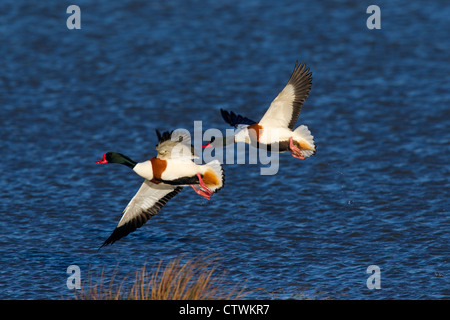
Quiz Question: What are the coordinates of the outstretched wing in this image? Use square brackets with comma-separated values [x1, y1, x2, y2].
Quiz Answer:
[220, 109, 256, 128]
[259, 61, 312, 130]
[101, 180, 183, 247]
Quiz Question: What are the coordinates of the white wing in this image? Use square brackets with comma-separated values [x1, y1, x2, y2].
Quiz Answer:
[259, 61, 312, 129]
[101, 180, 182, 246]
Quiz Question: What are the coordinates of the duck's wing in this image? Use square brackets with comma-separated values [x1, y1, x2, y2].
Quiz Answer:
[101, 180, 183, 247]
[156, 129, 198, 160]
[199, 109, 254, 148]
[259, 61, 312, 130]
[220, 109, 257, 128]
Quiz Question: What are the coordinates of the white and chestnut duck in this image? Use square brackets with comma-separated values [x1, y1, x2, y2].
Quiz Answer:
[205, 61, 316, 159]
[96, 130, 224, 246]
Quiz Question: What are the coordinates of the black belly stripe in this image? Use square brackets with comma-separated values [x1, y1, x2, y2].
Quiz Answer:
[156, 175, 199, 186]
[256, 140, 291, 152]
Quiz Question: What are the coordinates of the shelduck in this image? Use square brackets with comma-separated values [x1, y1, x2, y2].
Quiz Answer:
[95, 130, 224, 246]
[205, 61, 316, 159]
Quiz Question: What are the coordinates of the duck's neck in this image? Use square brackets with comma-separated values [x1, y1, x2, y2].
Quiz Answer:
[120, 157, 137, 169]
[113, 153, 138, 169]
[206, 136, 235, 148]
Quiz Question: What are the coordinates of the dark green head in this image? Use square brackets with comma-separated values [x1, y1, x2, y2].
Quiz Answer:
[95, 152, 137, 169]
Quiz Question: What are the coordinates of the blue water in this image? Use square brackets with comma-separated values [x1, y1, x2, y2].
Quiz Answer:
[0, 0, 449, 299]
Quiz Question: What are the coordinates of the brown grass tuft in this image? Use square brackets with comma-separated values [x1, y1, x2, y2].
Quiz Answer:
[73, 255, 252, 300]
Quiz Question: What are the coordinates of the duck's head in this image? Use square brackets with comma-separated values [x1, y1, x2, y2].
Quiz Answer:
[95, 152, 137, 168]
[202, 136, 215, 148]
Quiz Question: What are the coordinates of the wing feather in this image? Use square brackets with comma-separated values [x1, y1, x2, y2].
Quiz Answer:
[259, 61, 312, 129]
[156, 129, 197, 160]
[220, 109, 256, 128]
[101, 180, 182, 247]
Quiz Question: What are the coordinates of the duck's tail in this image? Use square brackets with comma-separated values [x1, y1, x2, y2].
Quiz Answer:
[293, 125, 316, 157]
[202, 160, 224, 193]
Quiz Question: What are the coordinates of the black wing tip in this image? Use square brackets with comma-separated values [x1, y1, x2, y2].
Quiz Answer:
[155, 129, 174, 144]
[99, 240, 113, 249]
[291, 60, 313, 83]
[284, 61, 313, 129]
[219, 109, 233, 126]
[99, 225, 132, 249]
[220, 109, 256, 127]
[98, 212, 149, 249]
[288, 60, 313, 100]
[220, 109, 234, 126]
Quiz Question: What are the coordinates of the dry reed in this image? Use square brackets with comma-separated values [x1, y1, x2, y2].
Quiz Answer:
[73, 255, 251, 300]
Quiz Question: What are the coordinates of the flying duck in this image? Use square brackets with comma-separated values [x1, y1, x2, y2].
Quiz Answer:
[205, 61, 316, 159]
[95, 130, 224, 246]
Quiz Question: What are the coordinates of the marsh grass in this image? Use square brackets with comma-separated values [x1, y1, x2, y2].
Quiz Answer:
[73, 255, 252, 300]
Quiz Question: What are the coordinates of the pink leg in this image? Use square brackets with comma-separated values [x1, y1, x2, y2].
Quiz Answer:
[289, 137, 305, 159]
[291, 153, 305, 159]
[196, 173, 213, 195]
[190, 185, 211, 200]
[190, 173, 214, 200]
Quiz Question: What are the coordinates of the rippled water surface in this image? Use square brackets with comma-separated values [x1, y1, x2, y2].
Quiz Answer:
[0, 0, 449, 299]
